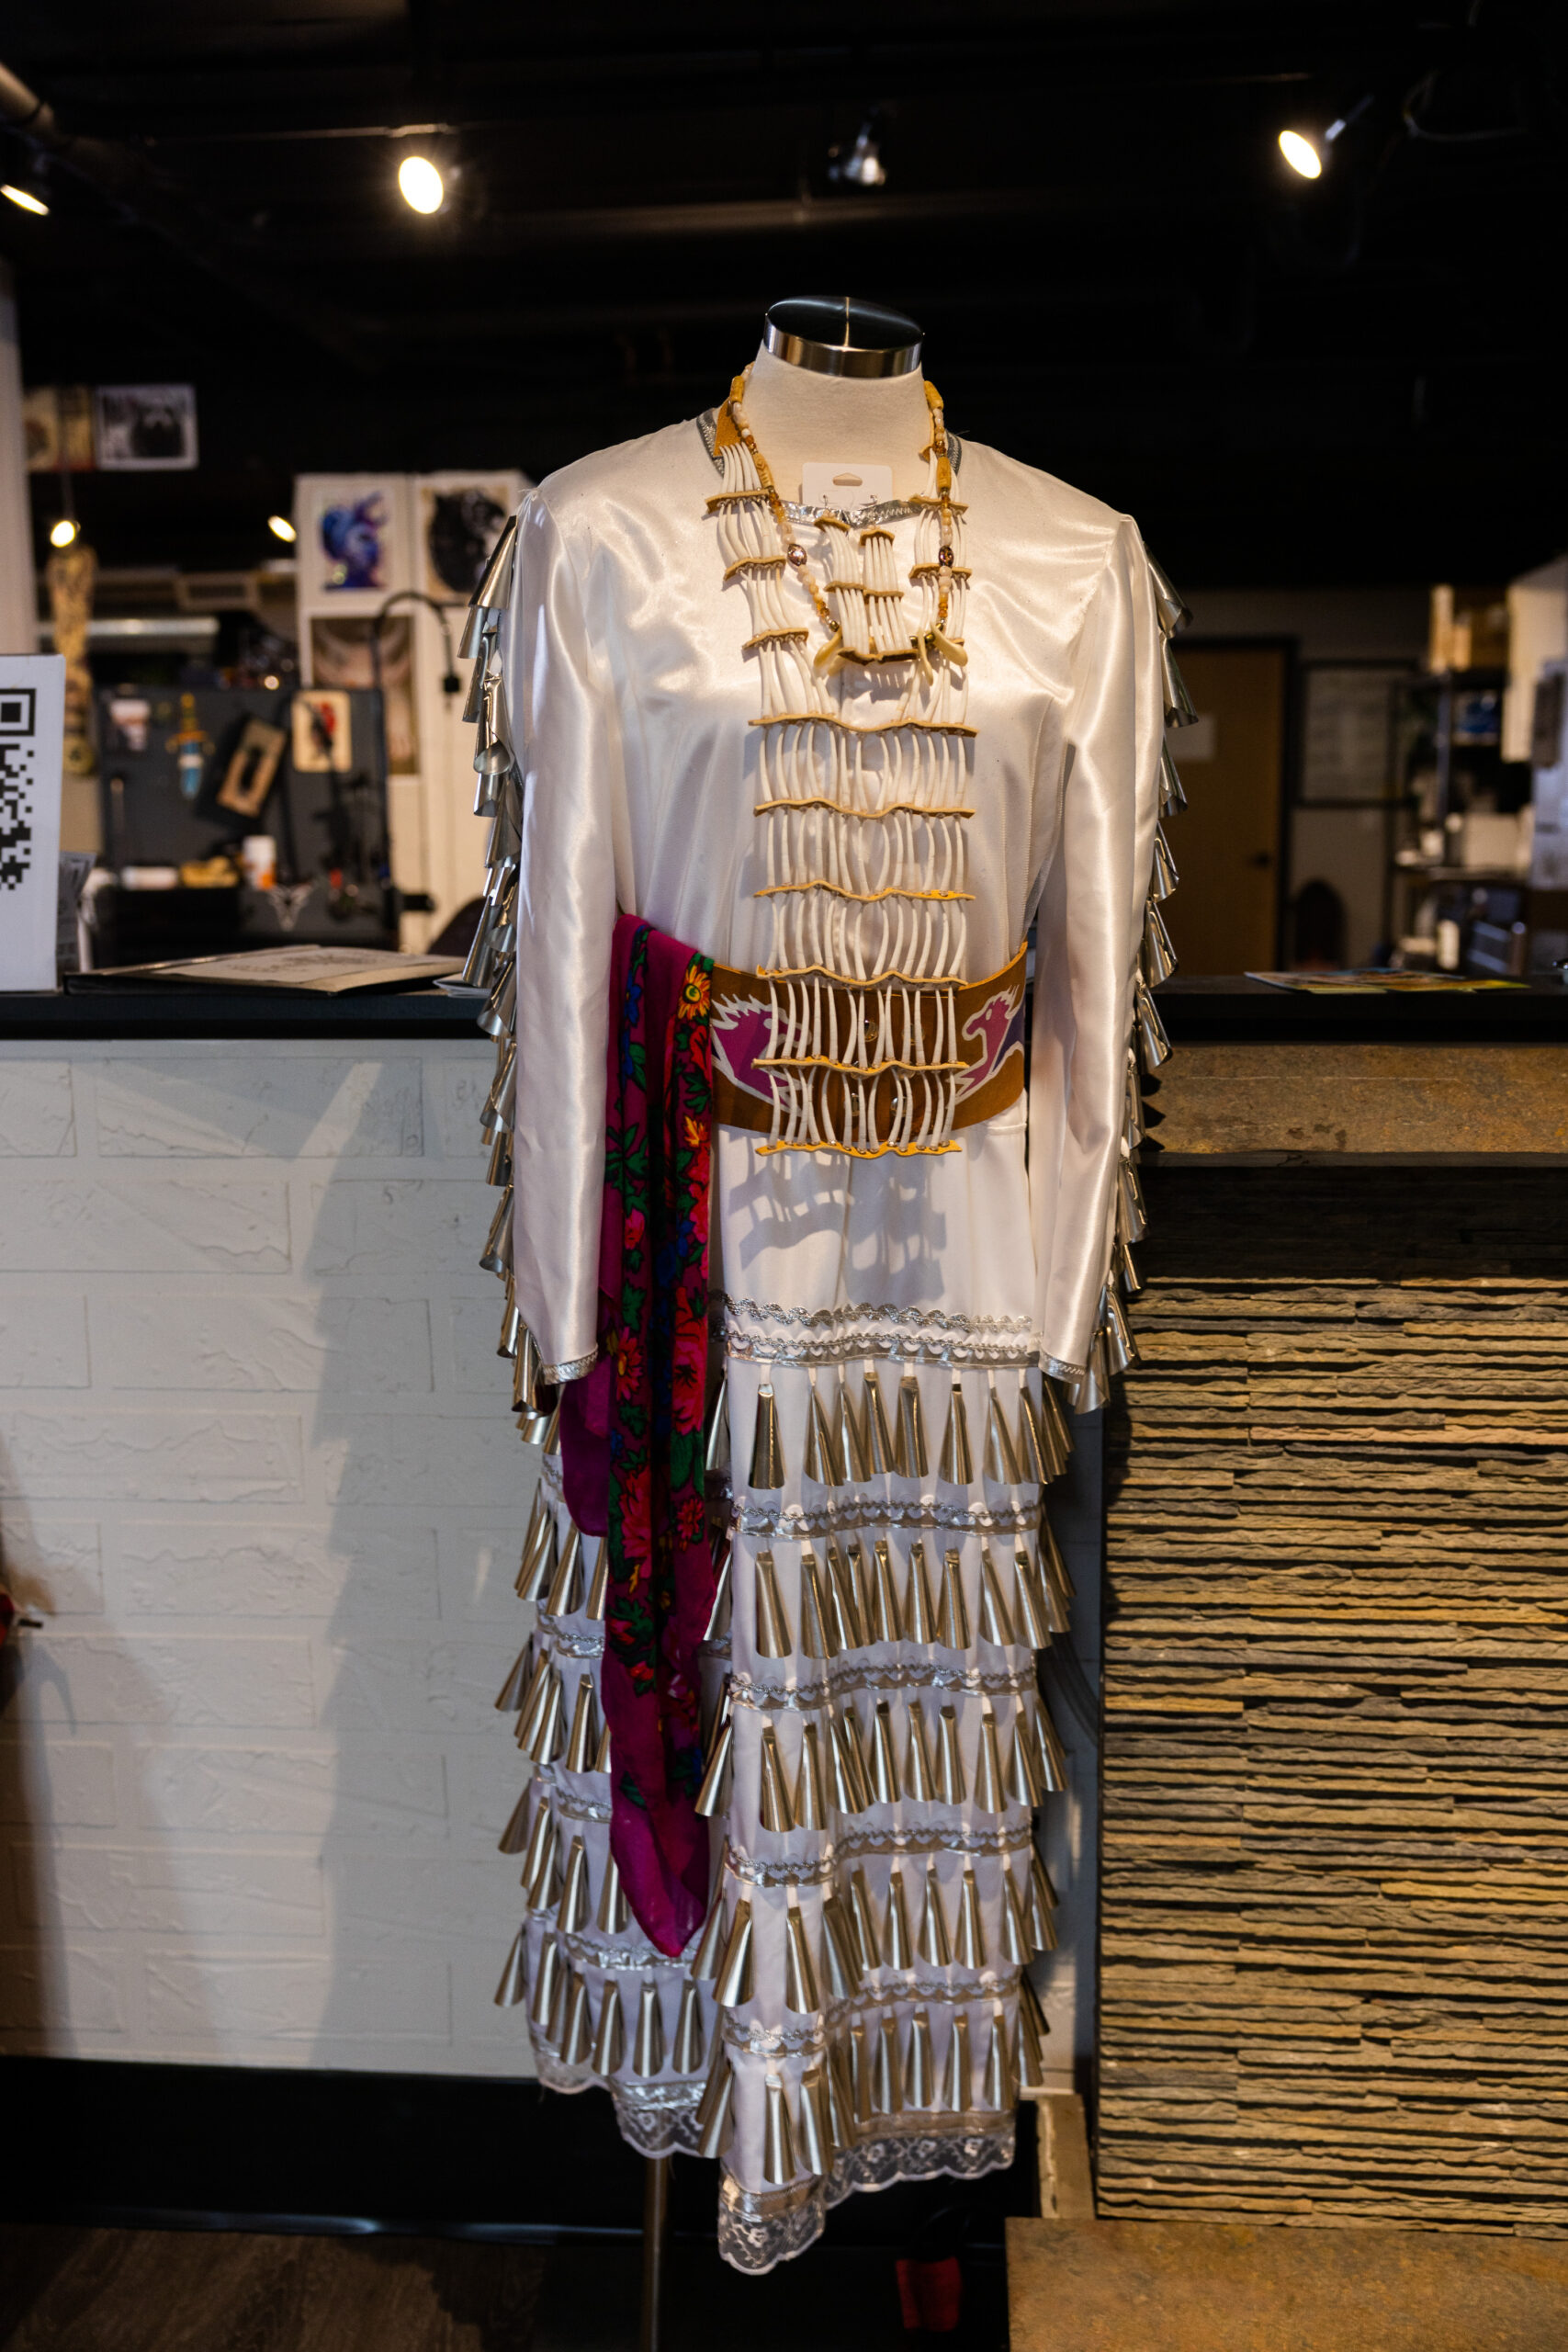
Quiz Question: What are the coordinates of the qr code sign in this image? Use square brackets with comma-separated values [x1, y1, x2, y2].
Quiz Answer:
[0, 685, 39, 892]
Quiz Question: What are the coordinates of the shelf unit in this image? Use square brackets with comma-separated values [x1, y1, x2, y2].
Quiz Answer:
[1388, 667, 1531, 974]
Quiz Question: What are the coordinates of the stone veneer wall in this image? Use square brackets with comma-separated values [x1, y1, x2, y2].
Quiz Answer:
[1097, 1166, 1568, 2233]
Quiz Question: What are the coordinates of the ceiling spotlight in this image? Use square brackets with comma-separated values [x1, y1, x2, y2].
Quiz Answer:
[50, 517, 77, 548]
[2, 182, 49, 217]
[267, 514, 298, 544]
[398, 154, 445, 215]
[829, 120, 886, 190]
[1279, 97, 1372, 182]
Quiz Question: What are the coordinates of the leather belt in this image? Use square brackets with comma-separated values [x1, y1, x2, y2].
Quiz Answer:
[707, 944, 1027, 1141]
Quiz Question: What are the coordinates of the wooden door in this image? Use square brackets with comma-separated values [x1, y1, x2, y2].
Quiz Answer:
[1162, 645, 1288, 974]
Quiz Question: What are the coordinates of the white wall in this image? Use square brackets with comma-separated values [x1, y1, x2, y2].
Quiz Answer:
[0, 1036, 541, 2075]
[1183, 584, 1428, 663]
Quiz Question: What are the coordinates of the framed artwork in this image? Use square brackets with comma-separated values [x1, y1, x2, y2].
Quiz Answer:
[94, 384, 198, 470]
[309, 614, 418, 774]
[1298, 662, 1414, 804]
[418, 478, 518, 602]
[296, 478, 404, 605]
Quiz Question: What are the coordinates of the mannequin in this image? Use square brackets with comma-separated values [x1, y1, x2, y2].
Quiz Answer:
[460, 290, 1190, 2286]
[739, 298, 932, 502]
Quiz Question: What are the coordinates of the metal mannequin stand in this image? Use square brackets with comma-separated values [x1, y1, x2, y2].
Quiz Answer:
[639, 2154, 671, 2352]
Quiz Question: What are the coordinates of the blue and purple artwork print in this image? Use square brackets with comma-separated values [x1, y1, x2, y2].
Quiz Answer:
[319, 492, 389, 591]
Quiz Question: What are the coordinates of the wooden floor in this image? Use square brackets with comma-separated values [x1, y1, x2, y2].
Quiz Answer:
[0, 2228, 548, 2352]
[0, 2225, 1001, 2351]
[1008, 2217, 1568, 2352]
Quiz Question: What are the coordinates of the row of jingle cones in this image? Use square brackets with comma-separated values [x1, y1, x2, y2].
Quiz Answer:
[694, 1851, 1057, 2013]
[498, 1932, 706, 2080]
[693, 1977, 1052, 2175]
[712, 1364, 1073, 1493]
[503, 1923, 1049, 2184]
[741, 1528, 1068, 1665]
[500, 1793, 634, 1931]
[696, 1679, 1066, 1826]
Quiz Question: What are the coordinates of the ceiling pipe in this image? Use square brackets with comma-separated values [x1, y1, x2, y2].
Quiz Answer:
[0, 57, 370, 368]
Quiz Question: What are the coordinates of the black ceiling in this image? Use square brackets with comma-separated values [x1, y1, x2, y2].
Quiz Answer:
[3, 1, 1564, 590]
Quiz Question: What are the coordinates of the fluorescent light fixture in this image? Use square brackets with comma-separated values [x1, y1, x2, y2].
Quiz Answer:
[1279, 129, 1324, 178]
[2, 182, 49, 216]
[267, 514, 298, 543]
[398, 155, 445, 214]
[50, 517, 77, 548]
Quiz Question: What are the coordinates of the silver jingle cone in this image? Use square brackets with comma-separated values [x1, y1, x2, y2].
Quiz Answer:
[795, 1721, 828, 1829]
[694, 1709, 733, 1818]
[905, 1540, 938, 1644]
[672, 1980, 705, 2075]
[884, 1863, 913, 1971]
[763, 2074, 797, 2185]
[695, 2044, 733, 2159]
[903, 1700, 936, 1802]
[974, 1705, 1006, 1814]
[493, 1928, 526, 2008]
[904, 2009, 935, 2109]
[956, 1867, 987, 1969]
[784, 1900, 820, 2015]
[918, 1863, 951, 1966]
[938, 1550, 971, 1652]
[759, 1723, 796, 1832]
[632, 1979, 665, 2077]
[895, 1373, 929, 1478]
[555, 1836, 590, 1935]
[798, 2068, 832, 2177]
[979, 1549, 1015, 1648]
[862, 1366, 897, 1475]
[871, 1538, 904, 1645]
[984, 1387, 1021, 1486]
[936, 1705, 967, 1806]
[559, 1972, 592, 2067]
[942, 2009, 974, 2113]
[754, 1550, 794, 1657]
[798, 1549, 833, 1659]
[591, 1980, 625, 2075]
[714, 1895, 754, 2007]
[748, 1382, 785, 1490]
[937, 1378, 975, 1486]
[804, 1382, 840, 1487]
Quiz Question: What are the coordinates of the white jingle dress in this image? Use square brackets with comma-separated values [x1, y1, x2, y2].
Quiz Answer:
[464, 390, 1190, 2272]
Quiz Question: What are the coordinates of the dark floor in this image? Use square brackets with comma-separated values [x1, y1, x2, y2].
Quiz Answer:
[0, 2225, 1007, 2352]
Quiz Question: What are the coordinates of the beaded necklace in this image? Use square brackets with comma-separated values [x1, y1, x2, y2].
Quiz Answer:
[718, 373, 968, 676]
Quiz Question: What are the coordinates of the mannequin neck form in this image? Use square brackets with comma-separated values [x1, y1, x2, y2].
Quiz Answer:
[740, 344, 931, 501]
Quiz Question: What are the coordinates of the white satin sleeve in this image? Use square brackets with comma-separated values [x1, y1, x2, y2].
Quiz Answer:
[505, 491, 625, 1382]
[1028, 513, 1164, 1376]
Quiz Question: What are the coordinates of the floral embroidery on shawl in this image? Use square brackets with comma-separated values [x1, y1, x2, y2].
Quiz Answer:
[594, 915, 716, 1958]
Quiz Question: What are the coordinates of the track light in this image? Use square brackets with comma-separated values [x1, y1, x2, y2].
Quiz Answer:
[829, 119, 886, 190]
[267, 514, 298, 544]
[1279, 97, 1371, 182]
[398, 155, 445, 215]
[2, 182, 49, 216]
[50, 518, 77, 548]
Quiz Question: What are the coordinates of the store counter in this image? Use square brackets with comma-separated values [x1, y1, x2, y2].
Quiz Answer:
[5, 979, 1566, 2201]
[0, 985, 536, 2079]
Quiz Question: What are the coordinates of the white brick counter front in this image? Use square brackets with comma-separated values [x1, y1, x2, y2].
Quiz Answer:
[0, 1035, 541, 2075]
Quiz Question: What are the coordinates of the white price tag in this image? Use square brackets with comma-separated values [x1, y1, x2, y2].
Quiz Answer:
[800, 460, 894, 511]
